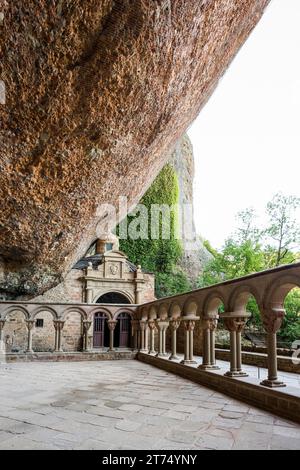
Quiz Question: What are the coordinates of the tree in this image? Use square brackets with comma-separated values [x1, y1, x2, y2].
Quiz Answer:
[264, 193, 300, 267]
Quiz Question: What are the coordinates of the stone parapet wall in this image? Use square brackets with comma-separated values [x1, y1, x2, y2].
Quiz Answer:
[215, 349, 300, 374]
[138, 353, 300, 424]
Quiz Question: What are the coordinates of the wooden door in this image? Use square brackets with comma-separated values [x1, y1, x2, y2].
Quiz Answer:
[119, 313, 130, 348]
[93, 313, 105, 348]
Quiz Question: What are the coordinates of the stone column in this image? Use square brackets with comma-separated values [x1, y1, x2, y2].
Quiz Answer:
[181, 317, 198, 365]
[0, 320, 6, 353]
[144, 325, 149, 352]
[26, 320, 35, 353]
[221, 313, 250, 377]
[260, 308, 286, 387]
[155, 320, 169, 357]
[53, 320, 65, 352]
[139, 321, 147, 352]
[82, 320, 92, 351]
[148, 320, 156, 355]
[107, 320, 117, 352]
[131, 320, 139, 350]
[199, 317, 219, 370]
[169, 319, 180, 360]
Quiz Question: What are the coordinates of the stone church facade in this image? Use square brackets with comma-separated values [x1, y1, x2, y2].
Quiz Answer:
[2, 235, 155, 354]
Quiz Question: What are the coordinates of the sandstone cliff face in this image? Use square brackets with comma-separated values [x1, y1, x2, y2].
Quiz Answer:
[0, 0, 270, 298]
[169, 134, 212, 287]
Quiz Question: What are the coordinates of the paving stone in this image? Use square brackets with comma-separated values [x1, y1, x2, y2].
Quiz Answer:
[115, 420, 142, 432]
[0, 360, 299, 450]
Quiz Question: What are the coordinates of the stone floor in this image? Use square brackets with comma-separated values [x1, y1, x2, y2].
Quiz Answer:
[0, 360, 299, 450]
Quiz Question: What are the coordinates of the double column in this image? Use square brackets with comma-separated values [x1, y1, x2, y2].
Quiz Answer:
[26, 320, 35, 353]
[155, 320, 169, 357]
[53, 320, 65, 352]
[82, 320, 92, 352]
[260, 308, 286, 387]
[131, 320, 140, 350]
[199, 316, 219, 370]
[107, 320, 117, 352]
[220, 312, 250, 377]
[148, 320, 157, 355]
[139, 320, 149, 353]
[169, 319, 181, 361]
[181, 317, 198, 365]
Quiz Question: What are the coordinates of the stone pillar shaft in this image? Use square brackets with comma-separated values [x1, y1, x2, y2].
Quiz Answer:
[26, 320, 35, 353]
[107, 321, 117, 352]
[222, 314, 249, 378]
[156, 321, 169, 357]
[260, 309, 286, 388]
[181, 318, 198, 365]
[169, 320, 180, 361]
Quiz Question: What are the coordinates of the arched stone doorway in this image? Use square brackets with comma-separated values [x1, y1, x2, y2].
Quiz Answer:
[93, 312, 109, 348]
[96, 292, 131, 304]
[115, 313, 131, 348]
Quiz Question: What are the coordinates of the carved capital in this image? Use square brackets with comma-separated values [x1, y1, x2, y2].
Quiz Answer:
[139, 320, 147, 331]
[202, 318, 218, 331]
[169, 319, 181, 331]
[223, 317, 247, 332]
[148, 320, 157, 331]
[83, 320, 92, 332]
[26, 320, 35, 331]
[183, 320, 196, 331]
[107, 320, 117, 331]
[53, 320, 65, 331]
[262, 308, 285, 334]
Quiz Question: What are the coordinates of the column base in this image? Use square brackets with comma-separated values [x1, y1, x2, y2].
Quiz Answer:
[156, 353, 169, 358]
[224, 370, 248, 377]
[169, 354, 180, 361]
[198, 364, 220, 370]
[26, 350, 33, 354]
[140, 349, 148, 354]
[149, 350, 156, 355]
[181, 359, 197, 365]
[260, 379, 286, 388]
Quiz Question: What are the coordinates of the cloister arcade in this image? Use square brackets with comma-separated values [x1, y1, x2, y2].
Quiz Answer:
[0, 262, 300, 420]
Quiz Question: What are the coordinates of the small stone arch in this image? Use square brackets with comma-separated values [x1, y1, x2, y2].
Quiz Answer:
[148, 306, 157, 320]
[183, 297, 198, 317]
[228, 284, 261, 313]
[168, 302, 182, 319]
[61, 306, 87, 322]
[203, 291, 226, 318]
[264, 274, 300, 309]
[88, 306, 113, 321]
[2, 305, 30, 321]
[30, 306, 58, 321]
[113, 308, 135, 321]
[93, 289, 134, 304]
[139, 306, 149, 321]
[158, 303, 169, 320]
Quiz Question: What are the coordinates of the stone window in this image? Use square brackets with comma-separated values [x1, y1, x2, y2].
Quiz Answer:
[36, 319, 44, 328]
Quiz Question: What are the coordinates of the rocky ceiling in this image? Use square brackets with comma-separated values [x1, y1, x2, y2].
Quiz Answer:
[0, 0, 270, 298]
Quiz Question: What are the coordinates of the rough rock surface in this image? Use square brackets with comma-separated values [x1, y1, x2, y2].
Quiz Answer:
[0, 0, 270, 298]
[169, 134, 212, 287]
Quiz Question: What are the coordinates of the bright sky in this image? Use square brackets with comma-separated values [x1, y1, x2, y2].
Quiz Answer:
[188, 0, 300, 250]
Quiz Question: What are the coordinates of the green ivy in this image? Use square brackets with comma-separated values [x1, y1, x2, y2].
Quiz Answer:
[116, 164, 191, 297]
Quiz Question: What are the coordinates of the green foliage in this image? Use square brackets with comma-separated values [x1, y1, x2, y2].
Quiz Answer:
[198, 194, 300, 344]
[155, 270, 192, 299]
[264, 193, 300, 267]
[117, 164, 190, 297]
